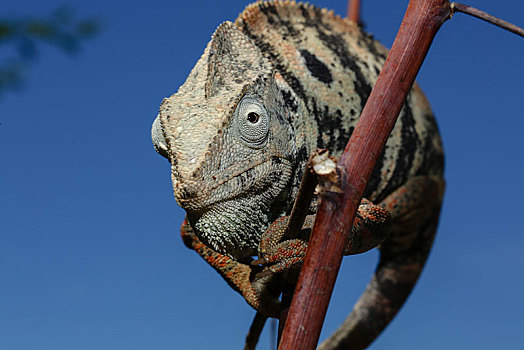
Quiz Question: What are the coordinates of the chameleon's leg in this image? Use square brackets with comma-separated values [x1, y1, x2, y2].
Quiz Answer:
[318, 175, 445, 350]
[180, 218, 281, 318]
[256, 198, 391, 275]
[254, 214, 313, 275]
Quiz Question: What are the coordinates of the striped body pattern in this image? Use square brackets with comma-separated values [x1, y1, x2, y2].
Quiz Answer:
[236, 2, 443, 204]
[152, 1, 444, 348]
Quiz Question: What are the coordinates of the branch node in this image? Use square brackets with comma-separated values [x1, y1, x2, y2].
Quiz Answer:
[311, 150, 342, 194]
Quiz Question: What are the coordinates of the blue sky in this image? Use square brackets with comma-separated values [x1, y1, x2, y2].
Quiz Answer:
[1, 1, 523, 349]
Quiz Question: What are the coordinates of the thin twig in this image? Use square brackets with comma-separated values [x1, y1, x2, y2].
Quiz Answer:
[451, 2, 524, 37]
[283, 151, 323, 240]
[244, 312, 267, 350]
[347, 0, 362, 25]
[270, 318, 277, 350]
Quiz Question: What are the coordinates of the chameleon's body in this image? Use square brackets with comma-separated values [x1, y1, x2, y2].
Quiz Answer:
[152, 1, 444, 348]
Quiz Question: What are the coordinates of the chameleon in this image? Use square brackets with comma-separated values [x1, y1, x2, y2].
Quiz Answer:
[151, 1, 445, 348]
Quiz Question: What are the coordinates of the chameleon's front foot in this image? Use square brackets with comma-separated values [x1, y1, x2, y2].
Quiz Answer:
[253, 215, 313, 276]
[254, 199, 392, 278]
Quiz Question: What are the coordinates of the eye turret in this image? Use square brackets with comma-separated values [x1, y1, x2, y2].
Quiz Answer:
[235, 97, 270, 148]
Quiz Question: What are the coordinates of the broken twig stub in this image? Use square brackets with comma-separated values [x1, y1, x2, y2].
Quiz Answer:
[312, 150, 342, 194]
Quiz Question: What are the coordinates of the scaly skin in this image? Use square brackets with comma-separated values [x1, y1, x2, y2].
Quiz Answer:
[152, 1, 445, 348]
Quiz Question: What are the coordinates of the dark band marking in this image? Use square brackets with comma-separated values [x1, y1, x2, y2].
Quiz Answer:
[299, 49, 333, 84]
[258, 3, 301, 38]
[298, 6, 374, 123]
[316, 29, 372, 109]
[240, 22, 310, 113]
[281, 90, 299, 113]
[335, 109, 353, 151]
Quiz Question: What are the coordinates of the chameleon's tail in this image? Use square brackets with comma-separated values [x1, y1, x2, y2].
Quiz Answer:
[318, 202, 442, 350]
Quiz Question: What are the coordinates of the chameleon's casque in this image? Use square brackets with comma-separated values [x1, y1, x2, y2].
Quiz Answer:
[152, 1, 444, 349]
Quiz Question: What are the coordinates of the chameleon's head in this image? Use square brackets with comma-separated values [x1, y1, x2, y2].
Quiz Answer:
[152, 22, 298, 259]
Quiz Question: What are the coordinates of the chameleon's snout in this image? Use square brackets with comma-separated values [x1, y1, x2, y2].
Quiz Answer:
[172, 179, 198, 202]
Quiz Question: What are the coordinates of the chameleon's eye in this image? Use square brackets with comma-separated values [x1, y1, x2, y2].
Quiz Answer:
[235, 97, 269, 148]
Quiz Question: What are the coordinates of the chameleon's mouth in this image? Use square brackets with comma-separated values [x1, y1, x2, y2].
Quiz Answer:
[174, 155, 293, 212]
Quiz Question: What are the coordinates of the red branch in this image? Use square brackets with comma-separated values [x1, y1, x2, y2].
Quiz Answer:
[347, 0, 362, 24]
[278, 0, 452, 349]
